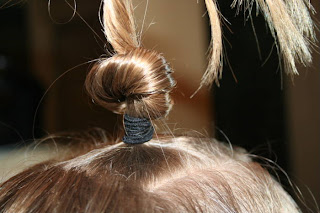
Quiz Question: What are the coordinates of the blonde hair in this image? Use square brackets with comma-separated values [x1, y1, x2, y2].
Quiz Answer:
[203, 0, 315, 86]
[0, 0, 315, 212]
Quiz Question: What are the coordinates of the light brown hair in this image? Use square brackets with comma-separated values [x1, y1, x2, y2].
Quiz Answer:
[230, 0, 316, 80]
[203, 0, 316, 86]
[85, 0, 175, 120]
[0, 133, 300, 212]
[0, 0, 315, 212]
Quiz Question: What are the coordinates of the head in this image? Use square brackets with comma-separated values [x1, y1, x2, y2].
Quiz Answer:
[0, 0, 315, 212]
[0, 134, 299, 212]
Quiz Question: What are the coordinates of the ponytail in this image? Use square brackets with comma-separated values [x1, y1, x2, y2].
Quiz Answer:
[102, 0, 139, 54]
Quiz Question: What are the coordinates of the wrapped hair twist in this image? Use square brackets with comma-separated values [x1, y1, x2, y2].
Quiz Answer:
[85, 0, 175, 144]
[85, 48, 175, 119]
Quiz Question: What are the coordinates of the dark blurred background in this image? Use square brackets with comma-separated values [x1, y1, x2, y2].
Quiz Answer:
[0, 0, 319, 210]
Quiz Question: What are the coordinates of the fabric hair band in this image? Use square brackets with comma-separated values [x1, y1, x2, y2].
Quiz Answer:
[123, 114, 154, 144]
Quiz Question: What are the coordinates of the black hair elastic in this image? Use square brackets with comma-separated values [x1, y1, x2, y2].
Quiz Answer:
[123, 114, 154, 144]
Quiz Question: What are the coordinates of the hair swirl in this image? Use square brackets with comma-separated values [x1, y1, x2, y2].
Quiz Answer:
[85, 0, 175, 121]
[85, 48, 175, 119]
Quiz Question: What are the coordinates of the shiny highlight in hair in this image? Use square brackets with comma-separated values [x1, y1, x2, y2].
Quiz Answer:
[0, 135, 301, 212]
[231, 0, 315, 77]
[85, 0, 175, 120]
[85, 48, 175, 119]
[201, 0, 316, 86]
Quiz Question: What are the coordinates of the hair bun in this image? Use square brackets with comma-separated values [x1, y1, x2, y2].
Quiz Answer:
[85, 48, 175, 119]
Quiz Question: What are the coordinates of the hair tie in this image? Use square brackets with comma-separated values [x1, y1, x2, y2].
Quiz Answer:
[123, 114, 154, 144]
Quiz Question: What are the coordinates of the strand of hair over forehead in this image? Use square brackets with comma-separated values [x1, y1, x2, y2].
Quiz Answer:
[102, 0, 315, 87]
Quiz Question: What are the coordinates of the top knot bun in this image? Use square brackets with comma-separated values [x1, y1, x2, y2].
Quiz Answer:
[85, 48, 175, 119]
[86, 0, 175, 120]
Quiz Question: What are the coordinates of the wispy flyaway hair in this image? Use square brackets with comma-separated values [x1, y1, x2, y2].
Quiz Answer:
[203, 0, 316, 86]
[232, 0, 315, 76]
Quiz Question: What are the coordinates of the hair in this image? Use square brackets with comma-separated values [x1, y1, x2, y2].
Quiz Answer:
[0, 0, 316, 212]
[85, 0, 175, 120]
[231, 0, 316, 78]
[203, 0, 316, 87]
[0, 133, 300, 213]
